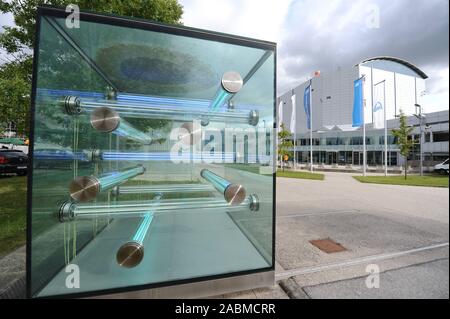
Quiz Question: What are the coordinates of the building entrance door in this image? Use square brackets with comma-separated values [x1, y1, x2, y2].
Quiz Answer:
[327, 152, 337, 165]
[352, 151, 363, 165]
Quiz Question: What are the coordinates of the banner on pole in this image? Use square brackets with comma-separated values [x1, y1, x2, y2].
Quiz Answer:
[290, 94, 296, 133]
[352, 78, 363, 127]
[373, 82, 385, 129]
[278, 100, 283, 128]
[303, 85, 311, 129]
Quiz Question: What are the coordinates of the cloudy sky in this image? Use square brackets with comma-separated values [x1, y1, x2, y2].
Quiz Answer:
[1, 0, 448, 112]
[180, 0, 449, 112]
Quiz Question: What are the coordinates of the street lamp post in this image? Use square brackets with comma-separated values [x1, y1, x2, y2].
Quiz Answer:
[414, 103, 425, 176]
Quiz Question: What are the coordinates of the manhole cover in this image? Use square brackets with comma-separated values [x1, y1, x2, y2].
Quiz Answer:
[310, 238, 347, 253]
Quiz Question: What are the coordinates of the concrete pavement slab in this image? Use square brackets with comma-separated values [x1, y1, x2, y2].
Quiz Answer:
[303, 258, 449, 299]
[0, 246, 25, 289]
[276, 211, 446, 270]
[288, 245, 448, 288]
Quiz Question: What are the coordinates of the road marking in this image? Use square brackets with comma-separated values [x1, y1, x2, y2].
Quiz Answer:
[279, 209, 360, 218]
[275, 242, 449, 280]
[235, 210, 361, 223]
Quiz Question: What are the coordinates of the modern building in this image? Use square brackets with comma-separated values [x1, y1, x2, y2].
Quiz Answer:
[278, 57, 449, 169]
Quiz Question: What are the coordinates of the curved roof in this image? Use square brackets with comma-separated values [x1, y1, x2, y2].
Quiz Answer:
[358, 56, 428, 79]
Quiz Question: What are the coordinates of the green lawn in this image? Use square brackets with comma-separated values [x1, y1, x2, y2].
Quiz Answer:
[353, 175, 449, 188]
[0, 176, 27, 257]
[277, 170, 325, 180]
[224, 164, 265, 175]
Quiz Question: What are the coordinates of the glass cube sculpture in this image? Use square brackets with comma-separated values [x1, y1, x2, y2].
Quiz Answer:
[27, 6, 276, 298]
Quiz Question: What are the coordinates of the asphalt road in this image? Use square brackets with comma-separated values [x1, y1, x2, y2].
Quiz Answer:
[219, 172, 449, 299]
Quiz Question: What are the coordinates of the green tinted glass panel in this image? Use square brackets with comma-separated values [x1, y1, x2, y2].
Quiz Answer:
[29, 8, 275, 298]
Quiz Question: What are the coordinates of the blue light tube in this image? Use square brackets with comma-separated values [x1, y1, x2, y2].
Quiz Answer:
[114, 121, 154, 144]
[117, 94, 210, 109]
[60, 197, 255, 222]
[209, 89, 232, 112]
[117, 208, 156, 268]
[132, 212, 154, 243]
[117, 93, 266, 112]
[100, 151, 235, 162]
[201, 169, 230, 192]
[37, 88, 104, 99]
[33, 150, 88, 161]
[69, 166, 145, 202]
[200, 169, 246, 205]
[81, 100, 257, 125]
[98, 166, 145, 191]
[90, 106, 154, 144]
[118, 184, 215, 195]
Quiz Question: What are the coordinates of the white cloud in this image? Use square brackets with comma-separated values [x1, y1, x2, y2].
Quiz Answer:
[0, 12, 14, 29]
[180, 0, 448, 111]
[421, 67, 449, 113]
[180, 0, 292, 42]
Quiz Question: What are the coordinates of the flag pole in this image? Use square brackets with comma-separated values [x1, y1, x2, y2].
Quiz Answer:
[374, 79, 387, 176]
[292, 90, 297, 171]
[309, 80, 313, 173]
[384, 80, 388, 176]
[362, 75, 367, 177]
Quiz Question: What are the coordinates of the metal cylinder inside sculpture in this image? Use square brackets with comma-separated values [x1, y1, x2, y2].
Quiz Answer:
[200, 169, 246, 205]
[69, 166, 145, 202]
[116, 213, 153, 268]
[90, 106, 154, 144]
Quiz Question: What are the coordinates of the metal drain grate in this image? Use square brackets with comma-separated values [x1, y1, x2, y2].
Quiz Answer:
[310, 238, 347, 253]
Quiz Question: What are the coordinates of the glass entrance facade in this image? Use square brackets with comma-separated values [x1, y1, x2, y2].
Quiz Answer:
[295, 131, 400, 166]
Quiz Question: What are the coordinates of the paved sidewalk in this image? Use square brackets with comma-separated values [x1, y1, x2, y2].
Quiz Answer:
[0, 246, 25, 298]
[303, 258, 449, 299]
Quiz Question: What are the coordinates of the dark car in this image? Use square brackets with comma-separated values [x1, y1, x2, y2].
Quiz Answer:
[33, 149, 90, 170]
[0, 149, 28, 176]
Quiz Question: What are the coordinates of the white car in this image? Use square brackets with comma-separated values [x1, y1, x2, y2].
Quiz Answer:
[434, 159, 449, 175]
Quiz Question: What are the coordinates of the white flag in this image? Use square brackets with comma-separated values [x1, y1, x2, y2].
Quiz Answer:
[290, 94, 296, 134]
[373, 82, 385, 129]
[278, 100, 283, 128]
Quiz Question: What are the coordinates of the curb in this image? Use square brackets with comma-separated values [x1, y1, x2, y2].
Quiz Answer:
[278, 278, 309, 299]
[0, 276, 26, 299]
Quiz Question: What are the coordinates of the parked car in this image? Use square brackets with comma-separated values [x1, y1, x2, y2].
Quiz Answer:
[0, 149, 28, 176]
[33, 149, 90, 170]
[434, 159, 449, 175]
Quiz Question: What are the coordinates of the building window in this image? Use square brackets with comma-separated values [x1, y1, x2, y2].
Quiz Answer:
[350, 136, 363, 145]
[432, 155, 449, 162]
[379, 136, 398, 145]
[366, 137, 374, 145]
[326, 138, 338, 145]
[433, 132, 449, 142]
[299, 138, 320, 146]
[389, 152, 398, 166]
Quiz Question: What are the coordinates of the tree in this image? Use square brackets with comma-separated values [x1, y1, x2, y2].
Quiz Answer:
[0, 60, 31, 135]
[392, 109, 414, 179]
[0, 0, 184, 135]
[277, 123, 293, 172]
